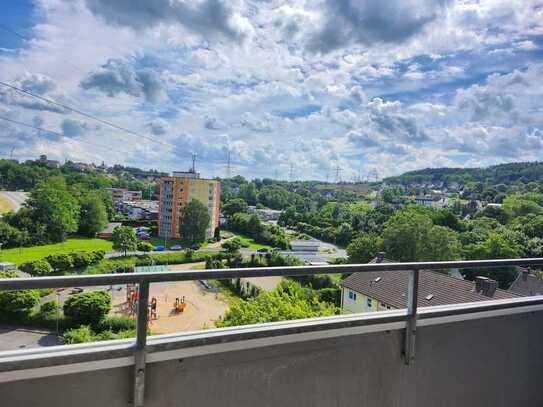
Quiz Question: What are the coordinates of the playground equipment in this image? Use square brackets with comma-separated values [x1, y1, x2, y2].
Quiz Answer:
[174, 296, 186, 313]
[150, 297, 158, 320]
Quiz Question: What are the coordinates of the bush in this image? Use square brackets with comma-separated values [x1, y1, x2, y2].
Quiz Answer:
[20, 259, 54, 276]
[222, 238, 243, 253]
[40, 300, 60, 316]
[137, 241, 154, 252]
[62, 325, 136, 344]
[62, 325, 95, 344]
[91, 250, 106, 263]
[45, 253, 73, 272]
[63, 290, 112, 327]
[70, 251, 92, 269]
[115, 264, 135, 273]
[318, 288, 341, 307]
[0, 272, 41, 318]
[97, 316, 136, 333]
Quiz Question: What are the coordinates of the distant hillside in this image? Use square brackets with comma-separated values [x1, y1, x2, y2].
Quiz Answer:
[385, 162, 543, 186]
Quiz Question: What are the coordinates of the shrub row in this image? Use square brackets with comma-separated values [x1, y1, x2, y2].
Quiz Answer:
[20, 250, 106, 276]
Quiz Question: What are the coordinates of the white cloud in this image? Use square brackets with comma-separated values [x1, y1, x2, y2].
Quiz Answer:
[0, 0, 542, 179]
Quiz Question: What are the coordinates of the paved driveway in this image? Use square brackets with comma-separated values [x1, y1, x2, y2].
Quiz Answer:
[0, 326, 61, 351]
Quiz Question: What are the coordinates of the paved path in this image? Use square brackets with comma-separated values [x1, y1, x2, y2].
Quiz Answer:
[0, 326, 61, 351]
[0, 191, 27, 213]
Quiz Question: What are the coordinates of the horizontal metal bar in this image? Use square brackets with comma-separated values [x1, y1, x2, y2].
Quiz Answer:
[2, 294, 543, 377]
[1, 258, 542, 290]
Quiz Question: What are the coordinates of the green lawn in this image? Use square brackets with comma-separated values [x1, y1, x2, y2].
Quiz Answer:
[234, 234, 273, 250]
[0, 238, 114, 265]
[0, 195, 14, 214]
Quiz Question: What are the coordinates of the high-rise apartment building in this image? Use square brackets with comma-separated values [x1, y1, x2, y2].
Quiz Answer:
[158, 171, 220, 240]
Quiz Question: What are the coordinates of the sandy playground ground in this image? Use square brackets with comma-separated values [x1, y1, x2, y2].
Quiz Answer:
[111, 262, 230, 334]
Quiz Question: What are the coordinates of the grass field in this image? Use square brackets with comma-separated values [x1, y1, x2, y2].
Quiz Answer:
[0, 237, 114, 265]
[234, 234, 272, 249]
[0, 195, 14, 214]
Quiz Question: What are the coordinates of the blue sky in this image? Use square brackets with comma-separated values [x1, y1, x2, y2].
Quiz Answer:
[1, 0, 543, 180]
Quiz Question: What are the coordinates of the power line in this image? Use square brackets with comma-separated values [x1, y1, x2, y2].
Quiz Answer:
[0, 115, 129, 157]
[0, 81, 172, 148]
[0, 24, 90, 77]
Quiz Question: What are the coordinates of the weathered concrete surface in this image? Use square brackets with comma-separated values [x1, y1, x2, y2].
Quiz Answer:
[2, 311, 543, 407]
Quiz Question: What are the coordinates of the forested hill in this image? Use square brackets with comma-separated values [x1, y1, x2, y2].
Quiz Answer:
[385, 162, 543, 186]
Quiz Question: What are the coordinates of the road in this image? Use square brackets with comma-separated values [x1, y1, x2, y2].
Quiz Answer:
[0, 191, 28, 214]
[0, 326, 61, 351]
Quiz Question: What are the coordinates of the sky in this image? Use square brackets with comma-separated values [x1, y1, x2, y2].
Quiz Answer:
[0, 0, 542, 181]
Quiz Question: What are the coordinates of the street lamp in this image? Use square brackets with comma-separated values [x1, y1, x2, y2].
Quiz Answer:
[56, 290, 61, 337]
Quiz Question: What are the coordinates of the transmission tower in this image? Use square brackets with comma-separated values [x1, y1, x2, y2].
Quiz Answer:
[226, 150, 231, 179]
[334, 165, 342, 183]
[191, 153, 197, 173]
[289, 163, 294, 182]
[368, 168, 379, 182]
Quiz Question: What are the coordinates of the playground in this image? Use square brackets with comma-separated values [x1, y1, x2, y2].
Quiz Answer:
[111, 262, 229, 334]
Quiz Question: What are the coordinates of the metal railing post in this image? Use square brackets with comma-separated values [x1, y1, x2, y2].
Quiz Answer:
[133, 281, 149, 406]
[404, 269, 419, 365]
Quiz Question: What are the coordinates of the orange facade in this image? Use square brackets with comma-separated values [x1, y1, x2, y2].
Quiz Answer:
[158, 176, 220, 240]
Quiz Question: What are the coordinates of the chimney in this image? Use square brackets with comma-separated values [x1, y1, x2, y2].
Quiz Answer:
[475, 276, 498, 297]
[376, 252, 385, 263]
[475, 276, 487, 293]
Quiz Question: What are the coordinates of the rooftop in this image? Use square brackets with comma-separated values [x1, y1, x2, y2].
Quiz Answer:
[509, 269, 543, 296]
[1, 258, 543, 407]
[340, 258, 518, 308]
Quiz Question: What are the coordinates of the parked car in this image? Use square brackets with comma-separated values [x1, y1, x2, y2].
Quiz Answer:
[190, 243, 201, 250]
[256, 248, 269, 253]
[137, 233, 150, 240]
[170, 245, 183, 251]
[153, 245, 165, 252]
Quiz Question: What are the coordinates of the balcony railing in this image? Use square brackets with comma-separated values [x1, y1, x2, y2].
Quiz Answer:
[1, 258, 543, 407]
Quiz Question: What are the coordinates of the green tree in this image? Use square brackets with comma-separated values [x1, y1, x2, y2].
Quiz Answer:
[112, 226, 137, 256]
[503, 194, 543, 217]
[179, 200, 210, 243]
[478, 205, 510, 225]
[222, 238, 243, 253]
[137, 241, 154, 252]
[78, 194, 108, 237]
[347, 234, 383, 263]
[25, 177, 80, 242]
[463, 232, 522, 288]
[63, 290, 112, 326]
[216, 280, 336, 327]
[222, 198, 248, 218]
[0, 221, 25, 248]
[383, 211, 460, 262]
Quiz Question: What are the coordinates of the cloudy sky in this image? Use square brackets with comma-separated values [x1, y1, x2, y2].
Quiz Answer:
[1, 0, 542, 180]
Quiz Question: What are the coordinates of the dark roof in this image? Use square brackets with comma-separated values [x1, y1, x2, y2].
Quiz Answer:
[509, 270, 543, 297]
[340, 258, 518, 308]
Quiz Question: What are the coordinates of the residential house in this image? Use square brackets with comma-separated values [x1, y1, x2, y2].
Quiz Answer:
[247, 206, 282, 222]
[106, 188, 143, 204]
[117, 200, 159, 221]
[340, 257, 518, 313]
[98, 222, 122, 239]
